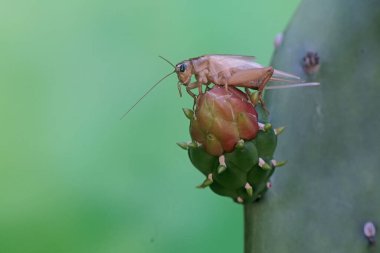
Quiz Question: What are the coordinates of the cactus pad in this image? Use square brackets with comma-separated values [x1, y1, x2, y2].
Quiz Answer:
[249, 0, 380, 252]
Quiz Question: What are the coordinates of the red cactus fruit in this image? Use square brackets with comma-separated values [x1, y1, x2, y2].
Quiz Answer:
[190, 86, 259, 156]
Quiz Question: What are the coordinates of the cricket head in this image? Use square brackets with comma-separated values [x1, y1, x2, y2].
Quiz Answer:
[157, 56, 193, 97]
[175, 60, 193, 85]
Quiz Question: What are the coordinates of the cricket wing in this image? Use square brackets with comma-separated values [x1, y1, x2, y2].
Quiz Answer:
[205, 55, 299, 79]
[202, 55, 306, 85]
[201, 54, 256, 62]
[204, 55, 261, 78]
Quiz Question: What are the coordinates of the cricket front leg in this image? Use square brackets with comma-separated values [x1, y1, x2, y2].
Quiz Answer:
[186, 81, 203, 105]
[217, 71, 232, 92]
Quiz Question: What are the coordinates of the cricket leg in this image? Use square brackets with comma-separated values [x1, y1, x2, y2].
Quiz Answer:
[257, 67, 274, 93]
[198, 84, 203, 95]
[186, 81, 203, 106]
[216, 70, 232, 92]
[244, 87, 256, 104]
[224, 82, 229, 91]
[257, 67, 274, 114]
[185, 84, 197, 99]
[228, 67, 274, 113]
[244, 86, 267, 113]
[196, 70, 209, 95]
[228, 67, 273, 85]
[185, 83, 198, 109]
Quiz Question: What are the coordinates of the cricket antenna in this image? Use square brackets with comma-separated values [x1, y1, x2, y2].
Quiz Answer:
[159, 55, 176, 68]
[120, 71, 175, 120]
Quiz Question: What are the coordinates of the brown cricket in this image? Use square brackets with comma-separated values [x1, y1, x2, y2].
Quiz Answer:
[121, 54, 319, 119]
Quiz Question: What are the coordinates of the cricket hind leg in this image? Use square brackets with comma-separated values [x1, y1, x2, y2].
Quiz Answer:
[244, 87, 254, 103]
[258, 67, 274, 93]
[226, 66, 273, 112]
[244, 87, 252, 100]
[244, 87, 269, 114]
[257, 67, 274, 114]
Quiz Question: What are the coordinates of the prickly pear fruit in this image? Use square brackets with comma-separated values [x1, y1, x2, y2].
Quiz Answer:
[190, 86, 259, 156]
[179, 86, 284, 203]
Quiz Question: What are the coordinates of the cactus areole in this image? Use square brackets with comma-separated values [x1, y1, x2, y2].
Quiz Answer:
[179, 86, 285, 203]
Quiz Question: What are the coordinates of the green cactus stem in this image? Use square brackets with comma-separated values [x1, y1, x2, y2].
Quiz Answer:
[246, 0, 380, 252]
[244, 202, 256, 253]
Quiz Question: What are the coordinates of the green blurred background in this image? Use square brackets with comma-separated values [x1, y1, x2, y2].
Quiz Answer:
[0, 0, 299, 252]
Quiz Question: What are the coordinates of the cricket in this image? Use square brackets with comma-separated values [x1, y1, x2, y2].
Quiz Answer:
[121, 54, 319, 119]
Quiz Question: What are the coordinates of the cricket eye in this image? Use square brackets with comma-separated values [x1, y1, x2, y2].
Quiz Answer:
[179, 64, 186, 72]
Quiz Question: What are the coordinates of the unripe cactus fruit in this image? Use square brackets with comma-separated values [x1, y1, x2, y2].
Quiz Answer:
[180, 86, 284, 203]
[190, 86, 259, 156]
